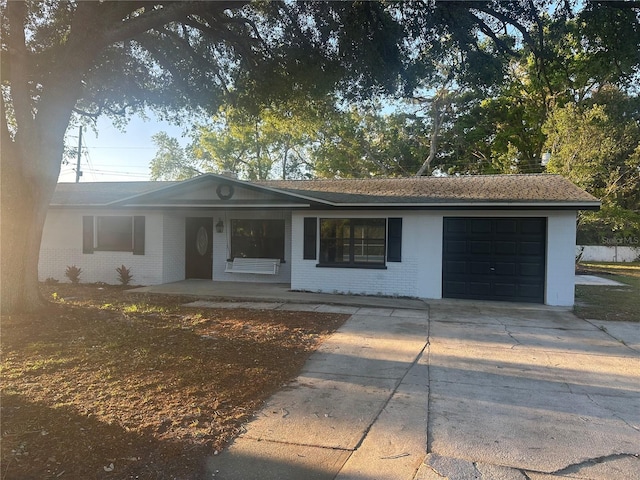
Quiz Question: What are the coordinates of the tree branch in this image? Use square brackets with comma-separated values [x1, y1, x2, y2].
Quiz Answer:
[182, 16, 260, 63]
[134, 33, 193, 93]
[470, 4, 537, 53]
[72, 103, 131, 120]
[6, 1, 33, 134]
[468, 12, 518, 58]
[103, 1, 251, 46]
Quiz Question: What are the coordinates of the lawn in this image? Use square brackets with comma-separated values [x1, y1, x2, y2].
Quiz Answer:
[575, 262, 640, 322]
[0, 284, 348, 479]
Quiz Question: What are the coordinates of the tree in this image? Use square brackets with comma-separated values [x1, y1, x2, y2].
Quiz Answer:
[1, 0, 409, 313]
[543, 88, 640, 209]
[149, 132, 201, 181]
[311, 109, 428, 178]
[404, 1, 640, 176]
[543, 87, 640, 243]
[191, 98, 335, 180]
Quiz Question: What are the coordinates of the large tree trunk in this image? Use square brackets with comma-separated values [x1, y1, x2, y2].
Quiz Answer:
[1, 141, 60, 314]
[1, 83, 76, 315]
[2, 2, 89, 314]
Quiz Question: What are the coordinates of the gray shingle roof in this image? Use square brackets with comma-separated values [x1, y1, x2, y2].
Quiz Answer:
[50, 174, 599, 208]
[258, 174, 599, 205]
[51, 181, 178, 205]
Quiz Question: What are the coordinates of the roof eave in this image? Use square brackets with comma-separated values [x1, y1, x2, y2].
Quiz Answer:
[325, 201, 601, 210]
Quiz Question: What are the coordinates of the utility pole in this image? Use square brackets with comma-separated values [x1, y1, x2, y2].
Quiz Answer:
[75, 125, 83, 183]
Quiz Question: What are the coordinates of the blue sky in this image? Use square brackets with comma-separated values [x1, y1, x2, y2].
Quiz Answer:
[58, 115, 189, 183]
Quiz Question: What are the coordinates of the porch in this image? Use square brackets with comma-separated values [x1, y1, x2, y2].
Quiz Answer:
[126, 279, 428, 310]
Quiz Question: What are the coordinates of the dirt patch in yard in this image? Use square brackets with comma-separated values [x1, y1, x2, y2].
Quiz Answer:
[1, 284, 348, 479]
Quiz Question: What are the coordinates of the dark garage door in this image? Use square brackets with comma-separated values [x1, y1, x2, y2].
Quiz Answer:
[443, 217, 546, 303]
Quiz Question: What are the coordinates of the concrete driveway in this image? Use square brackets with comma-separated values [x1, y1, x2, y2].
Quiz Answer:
[419, 301, 640, 480]
[203, 299, 640, 480]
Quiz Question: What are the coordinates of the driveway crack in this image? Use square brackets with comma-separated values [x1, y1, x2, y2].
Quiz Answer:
[502, 325, 522, 349]
[549, 453, 639, 475]
[585, 393, 640, 433]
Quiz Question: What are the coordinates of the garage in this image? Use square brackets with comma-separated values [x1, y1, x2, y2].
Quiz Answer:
[442, 217, 546, 303]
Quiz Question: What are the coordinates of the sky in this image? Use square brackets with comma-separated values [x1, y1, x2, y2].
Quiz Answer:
[58, 115, 189, 183]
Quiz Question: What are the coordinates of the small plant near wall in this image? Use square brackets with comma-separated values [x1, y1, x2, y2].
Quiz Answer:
[65, 265, 82, 284]
[44, 277, 59, 285]
[116, 265, 133, 286]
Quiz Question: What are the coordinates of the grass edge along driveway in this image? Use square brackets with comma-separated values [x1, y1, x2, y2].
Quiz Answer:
[575, 261, 640, 323]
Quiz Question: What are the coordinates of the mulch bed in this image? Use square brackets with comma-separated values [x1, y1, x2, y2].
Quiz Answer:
[1, 284, 348, 479]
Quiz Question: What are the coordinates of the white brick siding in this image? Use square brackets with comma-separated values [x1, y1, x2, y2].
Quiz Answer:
[290, 211, 424, 298]
[40, 205, 578, 306]
[162, 214, 185, 283]
[291, 210, 578, 306]
[39, 209, 165, 285]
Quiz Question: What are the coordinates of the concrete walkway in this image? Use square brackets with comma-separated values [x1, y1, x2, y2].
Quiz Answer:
[201, 302, 430, 479]
[128, 279, 428, 310]
[198, 299, 640, 480]
[575, 274, 627, 286]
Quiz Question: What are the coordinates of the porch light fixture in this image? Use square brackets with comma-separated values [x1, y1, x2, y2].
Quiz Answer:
[215, 219, 224, 233]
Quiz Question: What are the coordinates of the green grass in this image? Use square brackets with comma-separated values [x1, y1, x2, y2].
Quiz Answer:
[575, 262, 640, 322]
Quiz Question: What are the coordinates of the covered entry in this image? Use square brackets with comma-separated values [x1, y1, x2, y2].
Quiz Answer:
[442, 217, 546, 303]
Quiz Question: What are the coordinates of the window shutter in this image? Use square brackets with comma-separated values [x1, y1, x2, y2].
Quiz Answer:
[133, 216, 145, 255]
[387, 218, 402, 262]
[303, 217, 317, 260]
[82, 216, 94, 254]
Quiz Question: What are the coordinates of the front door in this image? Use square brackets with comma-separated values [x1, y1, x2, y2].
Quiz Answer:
[185, 217, 213, 279]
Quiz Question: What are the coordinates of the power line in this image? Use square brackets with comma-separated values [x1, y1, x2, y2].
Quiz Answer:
[88, 169, 149, 178]
[82, 146, 158, 150]
[81, 135, 98, 182]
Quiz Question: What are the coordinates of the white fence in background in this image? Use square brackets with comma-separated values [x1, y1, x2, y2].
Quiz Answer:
[577, 245, 639, 263]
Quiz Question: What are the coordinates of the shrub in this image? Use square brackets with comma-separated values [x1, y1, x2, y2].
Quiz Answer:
[65, 265, 82, 284]
[44, 277, 59, 285]
[116, 265, 133, 286]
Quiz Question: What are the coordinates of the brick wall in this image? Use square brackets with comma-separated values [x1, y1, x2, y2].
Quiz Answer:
[39, 209, 165, 285]
[162, 214, 185, 283]
[290, 211, 426, 298]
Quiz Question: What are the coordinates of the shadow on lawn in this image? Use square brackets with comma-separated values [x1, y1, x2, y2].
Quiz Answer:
[1, 392, 209, 480]
[1, 288, 348, 480]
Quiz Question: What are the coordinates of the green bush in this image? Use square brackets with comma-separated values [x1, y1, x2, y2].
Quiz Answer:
[65, 265, 82, 284]
[116, 265, 133, 286]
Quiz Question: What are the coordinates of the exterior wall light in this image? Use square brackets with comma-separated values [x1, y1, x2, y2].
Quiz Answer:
[215, 219, 224, 233]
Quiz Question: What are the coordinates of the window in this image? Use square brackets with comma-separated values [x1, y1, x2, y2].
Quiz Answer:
[319, 218, 386, 267]
[231, 219, 285, 261]
[83, 216, 145, 254]
[97, 216, 133, 251]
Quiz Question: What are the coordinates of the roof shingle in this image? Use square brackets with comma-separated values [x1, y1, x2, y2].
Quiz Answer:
[257, 174, 598, 204]
[50, 174, 598, 207]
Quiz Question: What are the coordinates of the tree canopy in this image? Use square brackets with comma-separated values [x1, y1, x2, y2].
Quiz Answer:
[3, 0, 640, 313]
[1, 0, 411, 313]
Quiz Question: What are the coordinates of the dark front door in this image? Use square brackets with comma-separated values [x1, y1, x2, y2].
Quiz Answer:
[442, 217, 546, 303]
[185, 217, 213, 279]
